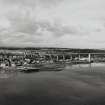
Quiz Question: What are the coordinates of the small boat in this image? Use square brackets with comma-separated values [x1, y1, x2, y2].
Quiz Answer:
[17, 66, 40, 73]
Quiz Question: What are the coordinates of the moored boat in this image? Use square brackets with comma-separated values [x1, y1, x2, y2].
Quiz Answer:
[17, 66, 40, 73]
[17, 62, 65, 72]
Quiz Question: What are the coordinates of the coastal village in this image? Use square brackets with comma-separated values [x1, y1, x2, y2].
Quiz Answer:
[0, 48, 105, 72]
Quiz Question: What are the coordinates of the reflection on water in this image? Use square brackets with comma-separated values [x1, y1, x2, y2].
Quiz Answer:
[0, 68, 17, 78]
[71, 63, 105, 68]
[0, 64, 105, 105]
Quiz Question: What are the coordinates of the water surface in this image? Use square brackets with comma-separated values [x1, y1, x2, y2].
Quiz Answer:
[0, 64, 105, 105]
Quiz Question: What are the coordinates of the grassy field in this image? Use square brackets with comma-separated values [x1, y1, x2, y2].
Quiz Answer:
[0, 64, 105, 105]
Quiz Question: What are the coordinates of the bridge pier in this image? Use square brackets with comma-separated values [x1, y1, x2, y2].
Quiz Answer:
[88, 53, 91, 63]
[63, 55, 65, 61]
[49, 54, 53, 63]
[57, 55, 59, 62]
[70, 55, 72, 61]
[78, 54, 81, 60]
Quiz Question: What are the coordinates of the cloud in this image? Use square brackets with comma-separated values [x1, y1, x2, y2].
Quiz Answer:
[4, 7, 81, 37]
[0, 0, 105, 48]
[2, 0, 65, 8]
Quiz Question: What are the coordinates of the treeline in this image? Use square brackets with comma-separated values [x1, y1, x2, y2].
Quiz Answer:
[0, 47, 105, 53]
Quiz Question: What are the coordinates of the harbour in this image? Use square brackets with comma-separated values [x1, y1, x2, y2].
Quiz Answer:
[0, 48, 105, 73]
[0, 48, 105, 105]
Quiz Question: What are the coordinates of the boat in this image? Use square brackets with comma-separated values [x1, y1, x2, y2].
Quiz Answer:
[17, 66, 40, 73]
[16, 62, 65, 72]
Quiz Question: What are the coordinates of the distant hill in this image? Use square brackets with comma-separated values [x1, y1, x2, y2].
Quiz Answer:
[0, 47, 105, 53]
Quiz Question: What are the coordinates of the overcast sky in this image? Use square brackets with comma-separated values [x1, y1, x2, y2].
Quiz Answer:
[0, 0, 105, 48]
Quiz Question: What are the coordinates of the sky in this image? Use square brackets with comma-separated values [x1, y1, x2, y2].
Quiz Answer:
[0, 0, 105, 48]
